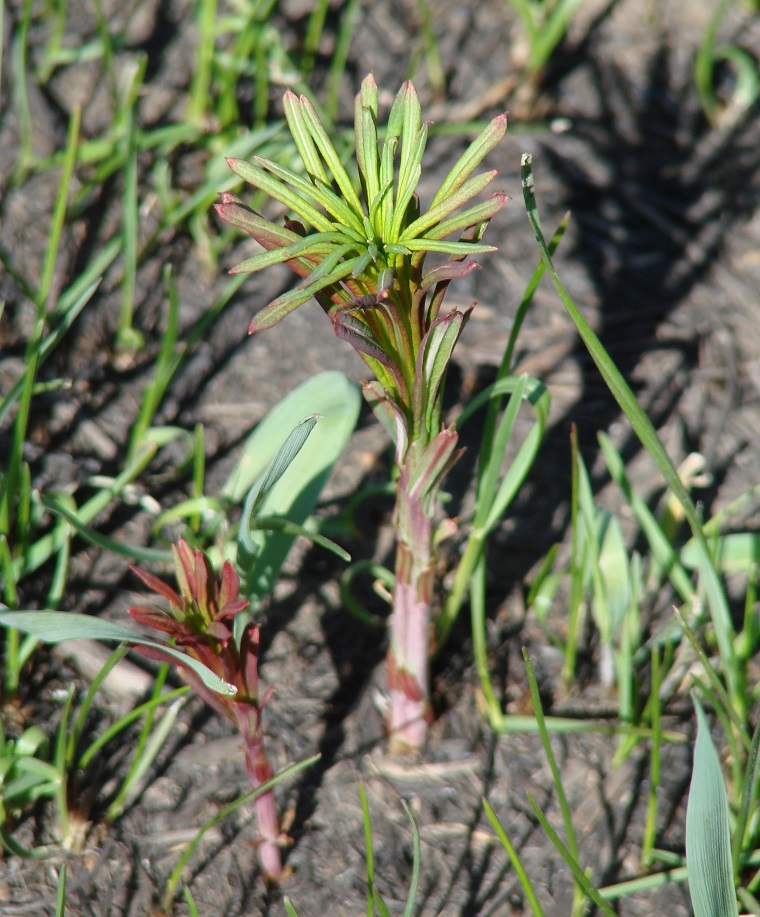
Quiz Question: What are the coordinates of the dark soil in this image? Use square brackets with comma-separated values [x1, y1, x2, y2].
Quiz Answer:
[2, 0, 760, 914]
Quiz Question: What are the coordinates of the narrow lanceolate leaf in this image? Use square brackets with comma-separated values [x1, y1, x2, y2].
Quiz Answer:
[402, 239, 497, 256]
[398, 83, 423, 190]
[248, 257, 360, 333]
[363, 380, 409, 462]
[230, 232, 345, 279]
[226, 158, 335, 233]
[686, 696, 739, 917]
[0, 610, 236, 696]
[424, 193, 509, 241]
[359, 102, 381, 207]
[392, 162, 423, 243]
[215, 196, 300, 248]
[230, 232, 349, 276]
[431, 113, 508, 208]
[414, 310, 465, 431]
[379, 135, 398, 239]
[420, 259, 479, 291]
[355, 74, 379, 186]
[294, 96, 366, 219]
[283, 90, 330, 186]
[254, 155, 365, 235]
[386, 80, 408, 142]
[407, 427, 460, 503]
[334, 312, 393, 365]
[401, 170, 499, 241]
[295, 242, 361, 287]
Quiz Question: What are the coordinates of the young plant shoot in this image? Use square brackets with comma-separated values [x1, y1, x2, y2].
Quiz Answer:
[216, 75, 507, 751]
[128, 541, 283, 883]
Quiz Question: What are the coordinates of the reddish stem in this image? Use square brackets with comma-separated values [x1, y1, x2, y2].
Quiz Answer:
[387, 458, 435, 752]
[237, 706, 282, 884]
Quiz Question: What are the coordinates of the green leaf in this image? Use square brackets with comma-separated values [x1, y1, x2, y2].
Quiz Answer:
[401, 238, 496, 256]
[400, 799, 421, 917]
[38, 493, 173, 564]
[415, 310, 466, 434]
[391, 162, 423, 242]
[431, 113, 507, 209]
[680, 532, 760, 575]
[229, 231, 347, 276]
[358, 97, 380, 208]
[483, 799, 546, 917]
[355, 74, 380, 206]
[407, 427, 459, 505]
[459, 374, 550, 535]
[686, 696, 739, 917]
[401, 170, 498, 241]
[423, 192, 507, 242]
[397, 83, 423, 195]
[298, 94, 364, 218]
[247, 257, 359, 333]
[246, 414, 320, 519]
[283, 90, 330, 186]
[224, 372, 360, 603]
[254, 155, 365, 235]
[521, 152, 740, 710]
[0, 610, 236, 696]
[593, 511, 631, 641]
[227, 158, 334, 233]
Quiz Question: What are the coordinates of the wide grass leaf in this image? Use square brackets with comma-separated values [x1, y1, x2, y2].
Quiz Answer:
[0, 611, 236, 696]
[223, 371, 360, 604]
[686, 696, 738, 917]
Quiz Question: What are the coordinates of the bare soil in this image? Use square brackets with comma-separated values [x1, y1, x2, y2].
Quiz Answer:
[2, 0, 760, 914]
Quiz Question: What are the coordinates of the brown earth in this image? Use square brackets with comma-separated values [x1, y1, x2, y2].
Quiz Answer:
[2, 0, 760, 914]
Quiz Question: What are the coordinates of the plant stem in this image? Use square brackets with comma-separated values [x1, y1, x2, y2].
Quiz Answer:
[239, 708, 281, 883]
[387, 451, 435, 752]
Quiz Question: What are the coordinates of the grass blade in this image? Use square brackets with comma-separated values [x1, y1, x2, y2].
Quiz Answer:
[521, 153, 739, 711]
[686, 695, 739, 917]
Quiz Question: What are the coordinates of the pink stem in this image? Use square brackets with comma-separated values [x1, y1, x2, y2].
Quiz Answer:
[238, 707, 282, 884]
[387, 464, 435, 752]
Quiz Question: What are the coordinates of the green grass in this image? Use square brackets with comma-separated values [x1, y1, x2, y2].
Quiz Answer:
[1, 0, 759, 912]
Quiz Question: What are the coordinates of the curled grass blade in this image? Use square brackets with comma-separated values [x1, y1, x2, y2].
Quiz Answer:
[400, 798, 421, 917]
[38, 493, 173, 563]
[436, 375, 549, 647]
